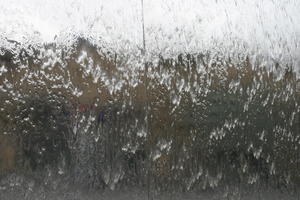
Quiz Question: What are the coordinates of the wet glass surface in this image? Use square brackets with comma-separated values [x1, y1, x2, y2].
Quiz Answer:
[0, 1, 300, 199]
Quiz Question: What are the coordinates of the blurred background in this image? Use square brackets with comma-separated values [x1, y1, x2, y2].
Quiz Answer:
[0, 0, 299, 199]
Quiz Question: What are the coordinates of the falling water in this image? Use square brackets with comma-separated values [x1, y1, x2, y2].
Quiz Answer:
[0, 0, 299, 199]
